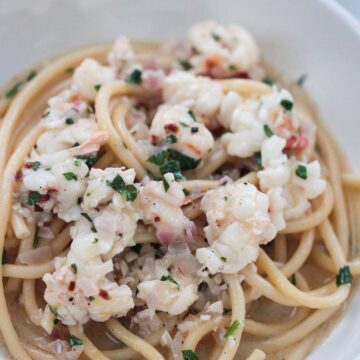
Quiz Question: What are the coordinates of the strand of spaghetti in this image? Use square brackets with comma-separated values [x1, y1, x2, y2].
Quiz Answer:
[50, 225, 71, 255]
[96, 81, 150, 179]
[244, 307, 310, 337]
[318, 131, 349, 255]
[69, 326, 111, 360]
[103, 329, 164, 360]
[22, 279, 41, 325]
[193, 145, 229, 179]
[218, 274, 245, 360]
[283, 333, 316, 360]
[273, 235, 287, 263]
[0, 126, 43, 360]
[311, 243, 336, 272]
[280, 230, 314, 277]
[112, 101, 158, 174]
[5, 223, 35, 293]
[318, 219, 346, 270]
[23, 343, 57, 360]
[3, 259, 56, 279]
[256, 306, 339, 352]
[48, 217, 65, 238]
[183, 315, 230, 351]
[0, 45, 109, 176]
[95, 150, 117, 169]
[105, 318, 165, 360]
[342, 173, 360, 189]
[257, 249, 350, 308]
[209, 343, 225, 360]
[218, 79, 272, 97]
[245, 349, 266, 360]
[10, 211, 30, 239]
[281, 183, 334, 234]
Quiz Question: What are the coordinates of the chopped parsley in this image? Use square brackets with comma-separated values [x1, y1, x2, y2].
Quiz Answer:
[75, 154, 97, 168]
[147, 150, 169, 166]
[2, 249, 8, 265]
[179, 60, 192, 71]
[63, 172, 78, 181]
[280, 99, 294, 111]
[70, 263, 78, 274]
[80, 213, 97, 232]
[183, 188, 190, 196]
[182, 350, 199, 360]
[27, 191, 41, 206]
[211, 32, 221, 41]
[65, 118, 74, 125]
[130, 244, 142, 254]
[32, 161, 41, 171]
[336, 265, 353, 286]
[33, 226, 40, 248]
[163, 177, 170, 192]
[41, 111, 50, 118]
[74, 159, 81, 167]
[126, 69, 142, 84]
[94, 84, 101, 91]
[92, 238, 99, 244]
[5, 70, 37, 98]
[291, 274, 297, 285]
[229, 64, 237, 71]
[255, 151, 263, 171]
[160, 160, 182, 180]
[166, 134, 177, 144]
[191, 126, 199, 133]
[263, 76, 275, 86]
[69, 335, 83, 347]
[296, 73, 308, 87]
[220, 256, 227, 262]
[188, 110, 196, 122]
[263, 124, 273, 138]
[295, 165, 307, 180]
[168, 149, 201, 170]
[179, 121, 190, 128]
[107, 174, 138, 201]
[160, 274, 180, 290]
[224, 319, 240, 338]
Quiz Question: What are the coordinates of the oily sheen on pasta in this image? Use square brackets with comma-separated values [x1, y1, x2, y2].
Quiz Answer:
[0, 20, 359, 360]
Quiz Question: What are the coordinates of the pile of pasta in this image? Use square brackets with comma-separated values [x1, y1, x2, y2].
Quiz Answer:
[0, 21, 360, 360]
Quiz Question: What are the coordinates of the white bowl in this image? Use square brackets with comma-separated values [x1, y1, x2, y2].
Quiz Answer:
[1, 0, 360, 359]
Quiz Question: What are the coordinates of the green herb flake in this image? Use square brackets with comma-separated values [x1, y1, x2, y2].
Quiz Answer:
[147, 150, 169, 166]
[74, 160, 81, 167]
[160, 160, 182, 180]
[63, 172, 78, 181]
[2, 249, 8, 265]
[5, 81, 22, 98]
[92, 238, 99, 244]
[224, 319, 240, 338]
[65, 118, 74, 125]
[161, 274, 180, 290]
[291, 274, 297, 285]
[33, 225, 40, 248]
[69, 335, 83, 347]
[168, 149, 201, 170]
[88, 296, 95, 302]
[27, 191, 41, 206]
[41, 111, 50, 118]
[70, 263, 78, 274]
[94, 84, 101, 91]
[188, 110, 196, 122]
[220, 256, 227, 262]
[26, 70, 37, 81]
[179, 121, 190, 128]
[32, 161, 41, 171]
[80, 213, 97, 233]
[75, 154, 97, 168]
[126, 69, 142, 84]
[107, 174, 138, 202]
[263, 76, 275, 86]
[229, 64, 237, 71]
[163, 177, 170, 192]
[255, 151, 263, 171]
[263, 124, 274, 138]
[166, 134, 177, 144]
[182, 350, 199, 360]
[183, 188, 190, 196]
[280, 99, 294, 111]
[295, 165, 307, 180]
[296, 73, 308, 87]
[336, 265, 353, 286]
[130, 244, 142, 254]
[211, 32, 221, 41]
[179, 60, 192, 71]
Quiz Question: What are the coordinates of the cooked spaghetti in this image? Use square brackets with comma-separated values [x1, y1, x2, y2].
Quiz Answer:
[0, 21, 359, 360]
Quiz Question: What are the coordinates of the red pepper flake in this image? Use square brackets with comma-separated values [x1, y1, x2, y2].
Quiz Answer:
[114, 275, 121, 284]
[151, 135, 159, 145]
[40, 194, 50, 202]
[34, 204, 43, 212]
[24, 162, 33, 169]
[164, 123, 178, 133]
[237, 72, 250, 79]
[285, 135, 297, 149]
[154, 216, 161, 222]
[99, 289, 111, 300]
[68, 281, 76, 291]
[15, 170, 23, 181]
[47, 188, 58, 193]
